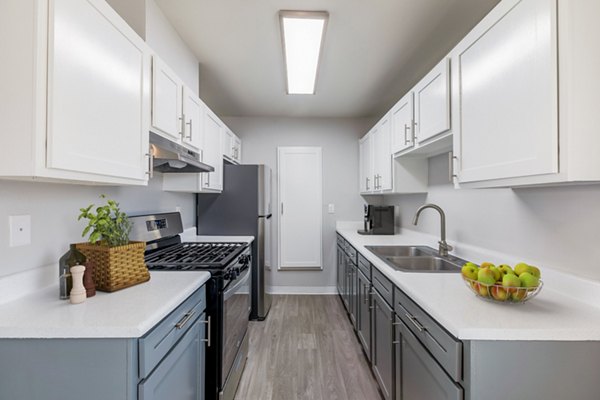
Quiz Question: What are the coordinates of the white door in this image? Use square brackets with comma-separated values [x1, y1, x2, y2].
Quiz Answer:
[414, 57, 451, 144]
[374, 114, 392, 191]
[202, 109, 223, 191]
[182, 87, 203, 152]
[46, 0, 148, 181]
[151, 56, 182, 141]
[452, 0, 557, 183]
[391, 92, 414, 154]
[278, 147, 322, 270]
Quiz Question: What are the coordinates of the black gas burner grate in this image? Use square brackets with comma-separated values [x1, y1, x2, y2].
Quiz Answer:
[145, 242, 245, 270]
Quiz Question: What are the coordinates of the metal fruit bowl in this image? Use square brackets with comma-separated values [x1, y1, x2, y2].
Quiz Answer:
[462, 276, 543, 304]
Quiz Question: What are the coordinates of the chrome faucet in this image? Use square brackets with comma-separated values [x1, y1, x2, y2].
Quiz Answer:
[412, 203, 453, 257]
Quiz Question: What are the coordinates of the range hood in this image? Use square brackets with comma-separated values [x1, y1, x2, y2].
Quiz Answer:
[149, 132, 214, 173]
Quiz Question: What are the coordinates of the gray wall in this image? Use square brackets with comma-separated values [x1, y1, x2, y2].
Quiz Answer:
[0, 176, 195, 278]
[223, 117, 371, 290]
[381, 153, 600, 281]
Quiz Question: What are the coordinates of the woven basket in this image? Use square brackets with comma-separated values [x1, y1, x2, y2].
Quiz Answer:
[76, 241, 150, 292]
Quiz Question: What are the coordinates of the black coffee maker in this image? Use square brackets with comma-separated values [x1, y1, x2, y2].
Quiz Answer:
[358, 205, 395, 235]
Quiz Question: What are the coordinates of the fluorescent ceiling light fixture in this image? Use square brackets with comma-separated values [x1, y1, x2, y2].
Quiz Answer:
[279, 11, 329, 95]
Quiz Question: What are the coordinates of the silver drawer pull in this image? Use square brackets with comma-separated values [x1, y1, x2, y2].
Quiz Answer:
[175, 310, 196, 330]
[405, 312, 425, 332]
[201, 316, 211, 347]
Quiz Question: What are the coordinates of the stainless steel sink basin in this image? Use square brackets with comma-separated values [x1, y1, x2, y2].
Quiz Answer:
[365, 245, 437, 257]
[365, 245, 466, 273]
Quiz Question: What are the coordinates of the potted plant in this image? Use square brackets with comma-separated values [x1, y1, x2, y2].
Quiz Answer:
[76, 195, 149, 292]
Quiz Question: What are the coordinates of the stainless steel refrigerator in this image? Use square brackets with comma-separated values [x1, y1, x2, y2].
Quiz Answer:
[197, 164, 272, 320]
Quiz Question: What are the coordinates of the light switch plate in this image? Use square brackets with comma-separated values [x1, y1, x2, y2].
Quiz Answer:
[328, 203, 335, 214]
[9, 215, 31, 247]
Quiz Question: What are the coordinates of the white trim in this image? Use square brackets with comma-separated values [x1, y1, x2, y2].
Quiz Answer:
[269, 286, 337, 295]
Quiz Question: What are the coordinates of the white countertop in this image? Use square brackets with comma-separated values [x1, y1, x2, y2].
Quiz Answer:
[337, 223, 600, 341]
[0, 271, 210, 339]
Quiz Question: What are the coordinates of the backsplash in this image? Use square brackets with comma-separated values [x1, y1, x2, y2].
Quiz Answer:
[0, 176, 194, 278]
[380, 153, 600, 282]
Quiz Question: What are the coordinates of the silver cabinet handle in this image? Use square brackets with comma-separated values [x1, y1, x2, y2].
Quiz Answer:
[363, 284, 370, 304]
[404, 123, 411, 145]
[366, 177, 370, 191]
[449, 151, 458, 182]
[186, 118, 193, 140]
[179, 114, 186, 137]
[405, 312, 425, 332]
[201, 316, 211, 347]
[175, 310, 196, 330]
[145, 151, 154, 179]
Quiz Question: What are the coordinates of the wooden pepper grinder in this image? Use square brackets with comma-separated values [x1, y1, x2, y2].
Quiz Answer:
[83, 261, 96, 298]
[69, 265, 87, 304]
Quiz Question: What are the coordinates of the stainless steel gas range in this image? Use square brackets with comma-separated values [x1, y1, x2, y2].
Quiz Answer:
[130, 212, 251, 400]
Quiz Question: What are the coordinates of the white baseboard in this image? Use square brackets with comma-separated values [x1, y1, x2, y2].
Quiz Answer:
[269, 285, 338, 295]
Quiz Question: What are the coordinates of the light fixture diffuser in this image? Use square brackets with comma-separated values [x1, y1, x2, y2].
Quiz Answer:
[279, 11, 329, 95]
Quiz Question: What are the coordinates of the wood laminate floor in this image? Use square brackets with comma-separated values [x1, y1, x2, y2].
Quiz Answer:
[234, 295, 382, 400]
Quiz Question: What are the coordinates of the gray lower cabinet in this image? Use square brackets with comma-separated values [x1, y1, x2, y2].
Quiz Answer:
[396, 316, 462, 400]
[348, 259, 358, 328]
[356, 269, 371, 361]
[371, 289, 395, 400]
[0, 285, 207, 400]
[139, 315, 205, 400]
[336, 244, 345, 301]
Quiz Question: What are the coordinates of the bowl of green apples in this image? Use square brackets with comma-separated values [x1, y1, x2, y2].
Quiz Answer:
[461, 262, 543, 304]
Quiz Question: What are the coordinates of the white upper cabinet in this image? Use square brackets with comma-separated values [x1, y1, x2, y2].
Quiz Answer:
[151, 56, 203, 153]
[391, 92, 414, 154]
[0, 0, 150, 185]
[182, 86, 203, 152]
[359, 131, 374, 194]
[414, 58, 451, 145]
[202, 109, 223, 191]
[221, 129, 242, 164]
[451, 0, 558, 185]
[151, 56, 183, 142]
[373, 114, 392, 192]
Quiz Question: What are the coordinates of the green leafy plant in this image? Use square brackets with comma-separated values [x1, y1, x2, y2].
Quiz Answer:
[78, 195, 132, 247]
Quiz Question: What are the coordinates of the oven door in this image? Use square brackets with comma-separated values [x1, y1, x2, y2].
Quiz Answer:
[221, 266, 250, 387]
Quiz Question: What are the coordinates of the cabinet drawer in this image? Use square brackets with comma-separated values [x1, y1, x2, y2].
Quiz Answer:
[357, 254, 371, 279]
[139, 285, 206, 378]
[371, 267, 393, 306]
[394, 287, 462, 381]
[345, 243, 357, 265]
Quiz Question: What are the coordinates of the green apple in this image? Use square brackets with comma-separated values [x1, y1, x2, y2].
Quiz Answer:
[511, 288, 528, 302]
[498, 264, 516, 278]
[502, 273, 521, 293]
[489, 266, 501, 282]
[477, 268, 496, 286]
[514, 262, 530, 276]
[461, 264, 479, 280]
[491, 286, 509, 301]
[528, 265, 541, 278]
[519, 272, 540, 288]
[480, 261, 495, 269]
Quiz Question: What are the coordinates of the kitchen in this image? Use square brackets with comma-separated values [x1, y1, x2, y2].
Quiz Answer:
[1, 0, 600, 399]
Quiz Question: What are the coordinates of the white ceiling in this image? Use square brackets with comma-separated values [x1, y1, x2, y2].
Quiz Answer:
[155, 0, 500, 118]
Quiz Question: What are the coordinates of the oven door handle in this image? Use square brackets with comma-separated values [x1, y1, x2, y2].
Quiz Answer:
[223, 267, 251, 301]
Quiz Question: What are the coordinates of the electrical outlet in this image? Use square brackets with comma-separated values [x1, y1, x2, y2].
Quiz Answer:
[328, 203, 335, 214]
[9, 215, 31, 247]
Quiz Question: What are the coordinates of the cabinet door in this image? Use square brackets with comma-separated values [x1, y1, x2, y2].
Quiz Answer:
[151, 56, 183, 142]
[138, 317, 204, 400]
[374, 114, 392, 191]
[46, 0, 149, 181]
[357, 270, 371, 361]
[349, 262, 357, 328]
[233, 136, 242, 163]
[182, 87, 203, 152]
[342, 252, 350, 311]
[452, 0, 557, 183]
[202, 109, 223, 191]
[391, 92, 414, 154]
[359, 132, 374, 193]
[221, 129, 233, 159]
[399, 319, 462, 400]
[337, 246, 344, 297]
[414, 57, 451, 144]
[371, 290, 394, 400]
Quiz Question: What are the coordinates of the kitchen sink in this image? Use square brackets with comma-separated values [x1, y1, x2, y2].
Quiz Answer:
[366, 245, 466, 273]
[365, 245, 437, 257]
